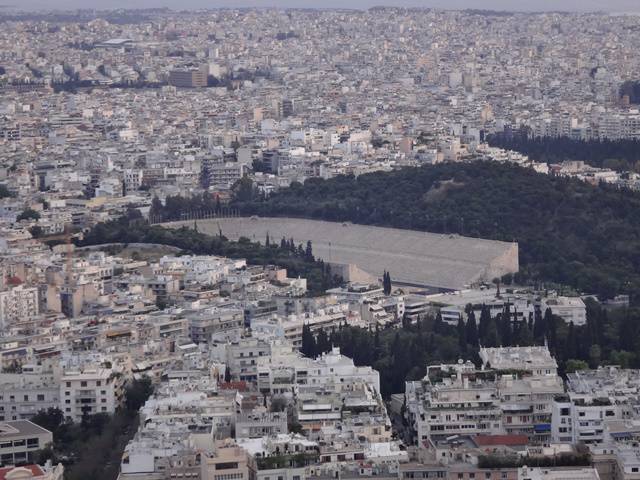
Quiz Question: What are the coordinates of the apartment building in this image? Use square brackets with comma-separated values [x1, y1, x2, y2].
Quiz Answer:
[200, 439, 256, 480]
[223, 338, 271, 383]
[0, 284, 39, 330]
[498, 374, 564, 442]
[169, 68, 207, 88]
[551, 395, 619, 445]
[235, 411, 287, 439]
[479, 346, 558, 377]
[257, 345, 380, 396]
[405, 369, 504, 445]
[551, 367, 640, 445]
[0, 373, 60, 421]
[60, 366, 125, 422]
[188, 307, 245, 344]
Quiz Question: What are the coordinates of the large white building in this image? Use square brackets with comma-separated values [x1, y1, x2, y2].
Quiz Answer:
[406, 346, 563, 445]
[479, 346, 559, 377]
[0, 370, 60, 422]
[60, 366, 126, 422]
[257, 344, 380, 396]
[404, 362, 504, 445]
[551, 367, 640, 445]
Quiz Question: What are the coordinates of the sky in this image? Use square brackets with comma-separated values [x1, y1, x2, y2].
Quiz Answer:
[4, 0, 640, 13]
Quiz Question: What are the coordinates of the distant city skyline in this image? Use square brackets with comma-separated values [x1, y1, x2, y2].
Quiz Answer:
[6, 0, 640, 12]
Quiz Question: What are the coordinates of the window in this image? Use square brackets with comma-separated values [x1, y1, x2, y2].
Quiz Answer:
[560, 408, 570, 416]
[81, 381, 87, 387]
[27, 438, 39, 447]
[37, 395, 45, 401]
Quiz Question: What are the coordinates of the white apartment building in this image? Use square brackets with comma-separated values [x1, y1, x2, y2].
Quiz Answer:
[0, 371, 60, 421]
[251, 305, 352, 348]
[551, 395, 620, 445]
[60, 366, 125, 422]
[222, 337, 271, 382]
[257, 344, 380, 396]
[208, 162, 247, 188]
[479, 346, 558, 377]
[235, 411, 287, 439]
[0, 284, 39, 330]
[187, 307, 245, 344]
[551, 367, 640, 445]
[406, 346, 562, 445]
[405, 362, 504, 445]
[499, 374, 564, 442]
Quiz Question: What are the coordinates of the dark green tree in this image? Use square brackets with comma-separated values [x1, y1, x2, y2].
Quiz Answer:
[478, 304, 491, 341]
[301, 323, 316, 358]
[383, 271, 392, 295]
[457, 317, 467, 352]
[17, 208, 40, 221]
[316, 327, 331, 354]
[124, 376, 154, 413]
[465, 311, 479, 347]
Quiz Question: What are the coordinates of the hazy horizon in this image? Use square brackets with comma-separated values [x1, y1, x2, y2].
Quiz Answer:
[4, 0, 640, 13]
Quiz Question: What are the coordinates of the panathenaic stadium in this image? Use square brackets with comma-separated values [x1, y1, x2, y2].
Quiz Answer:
[170, 217, 518, 291]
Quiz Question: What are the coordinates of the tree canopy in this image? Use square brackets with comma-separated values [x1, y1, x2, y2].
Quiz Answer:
[488, 132, 640, 172]
[17, 208, 40, 221]
[232, 161, 640, 301]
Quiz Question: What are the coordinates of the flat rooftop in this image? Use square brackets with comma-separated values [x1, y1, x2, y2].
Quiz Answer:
[0, 420, 51, 438]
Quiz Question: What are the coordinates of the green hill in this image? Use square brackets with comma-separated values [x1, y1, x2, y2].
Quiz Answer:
[233, 161, 640, 301]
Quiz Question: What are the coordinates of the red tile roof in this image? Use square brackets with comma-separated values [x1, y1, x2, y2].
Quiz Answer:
[220, 381, 248, 391]
[0, 465, 45, 480]
[6, 276, 23, 286]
